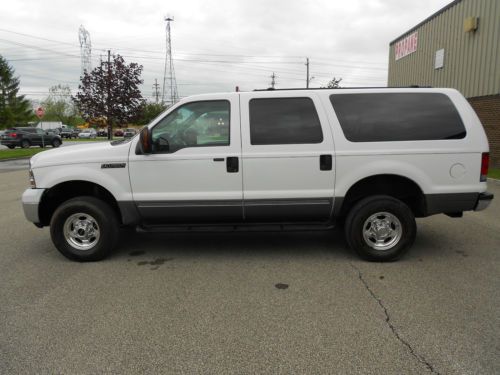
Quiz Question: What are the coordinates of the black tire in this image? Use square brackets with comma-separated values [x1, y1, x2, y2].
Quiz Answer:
[50, 196, 119, 261]
[52, 138, 61, 148]
[21, 139, 30, 148]
[345, 195, 416, 262]
[7, 145, 15, 149]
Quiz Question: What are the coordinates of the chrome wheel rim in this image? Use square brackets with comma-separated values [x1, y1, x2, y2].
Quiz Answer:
[63, 213, 100, 251]
[362, 212, 402, 251]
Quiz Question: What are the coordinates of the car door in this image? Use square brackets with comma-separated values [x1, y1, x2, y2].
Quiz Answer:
[239, 91, 335, 222]
[128, 93, 243, 224]
[26, 128, 43, 146]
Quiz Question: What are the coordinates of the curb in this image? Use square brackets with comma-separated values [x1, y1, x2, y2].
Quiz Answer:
[488, 177, 500, 184]
[0, 157, 31, 162]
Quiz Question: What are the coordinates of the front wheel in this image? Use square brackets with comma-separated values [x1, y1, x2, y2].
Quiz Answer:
[50, 196, 119, 261]
[52, 139, 61, 148]
[345, 195, 416, 262]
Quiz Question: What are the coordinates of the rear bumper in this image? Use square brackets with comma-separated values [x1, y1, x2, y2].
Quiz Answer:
[22, 188, 46, 225]
[1, 140, 19, 146]
[474, 192, 494, 211]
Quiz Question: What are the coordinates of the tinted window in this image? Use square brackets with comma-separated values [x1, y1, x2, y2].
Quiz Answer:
[249, 97, 323, 145]
[330, 93, 466, 142]
[152, 100, 229, 153]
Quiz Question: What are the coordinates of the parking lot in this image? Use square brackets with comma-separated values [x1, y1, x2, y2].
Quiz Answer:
[0, 169, 499, 374]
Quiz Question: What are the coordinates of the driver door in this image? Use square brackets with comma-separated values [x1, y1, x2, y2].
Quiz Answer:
[128, 93, 243, 224]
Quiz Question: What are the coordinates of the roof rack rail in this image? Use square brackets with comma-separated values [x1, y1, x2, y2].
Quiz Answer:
[252, 86, 433, 91]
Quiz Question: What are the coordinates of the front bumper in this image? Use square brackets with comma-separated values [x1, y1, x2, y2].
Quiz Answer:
[474, 192, 494, 211]
[22, 188, 46, 225]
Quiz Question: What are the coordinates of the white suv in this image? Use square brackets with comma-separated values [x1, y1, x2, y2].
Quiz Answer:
[22, 88, 493, 262]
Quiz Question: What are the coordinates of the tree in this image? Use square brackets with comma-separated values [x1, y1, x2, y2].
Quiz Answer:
[321, 77, 342, 89]
[73, 54, 145, 138]
[41, 84, 82, 126]
[0, 55, 34, 128]
[136, 102, 167, 125]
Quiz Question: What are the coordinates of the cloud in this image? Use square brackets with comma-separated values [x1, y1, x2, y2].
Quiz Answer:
[0, 0, 452, 100]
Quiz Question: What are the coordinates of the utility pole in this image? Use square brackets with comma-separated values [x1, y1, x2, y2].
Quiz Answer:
[270, 72, 277, 89]
[306, 57, 310, 88]
[161, 16, 179, 106]
[153, 79, 160, 103]
[107, 49, 112, 140]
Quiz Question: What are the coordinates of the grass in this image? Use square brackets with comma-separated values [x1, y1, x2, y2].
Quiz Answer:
[65, 137, 112, 142]
[0, 147, 48, 160]
[488, 168, 500, 179]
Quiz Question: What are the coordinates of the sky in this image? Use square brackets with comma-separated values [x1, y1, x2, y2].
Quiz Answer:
[0, 0, 453, 104]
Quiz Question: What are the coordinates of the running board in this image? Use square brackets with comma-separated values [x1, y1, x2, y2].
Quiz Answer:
[137, 222, 335, 233]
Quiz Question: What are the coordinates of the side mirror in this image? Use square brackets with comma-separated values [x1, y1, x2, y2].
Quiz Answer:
[137, 127, 152, 154]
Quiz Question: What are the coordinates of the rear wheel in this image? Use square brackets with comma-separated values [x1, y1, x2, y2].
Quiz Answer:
[7, 145, 15, 149]
[50, 196, 119, 261]
[21, 139, 30, 148]
[345, 195, 416, 262]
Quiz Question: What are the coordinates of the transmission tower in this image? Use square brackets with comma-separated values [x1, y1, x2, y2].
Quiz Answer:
[161, 16, 179, 106]
[153, 79, 161, 103]
[78, 25, 92, 77]
[270, 72, 277, 89]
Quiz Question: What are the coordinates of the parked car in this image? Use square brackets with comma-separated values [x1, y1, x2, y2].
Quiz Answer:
[1, 127, 62, 149]
[22, 88, 493, 262]
[123, 128, 137, 138]
[97, 128, 108, 137]
[114, 129, 124, 137]
[60, 127, 77, 139]
[72, 128, 81, 138]
[78, 129, 97, 139]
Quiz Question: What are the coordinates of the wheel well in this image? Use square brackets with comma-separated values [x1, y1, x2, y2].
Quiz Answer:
[338, 175, 426, 218]
[39, 181, 122, 226]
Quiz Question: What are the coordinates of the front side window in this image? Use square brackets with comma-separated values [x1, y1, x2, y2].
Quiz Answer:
[152, 100, 230, 153]
[249, 97, 323, 145]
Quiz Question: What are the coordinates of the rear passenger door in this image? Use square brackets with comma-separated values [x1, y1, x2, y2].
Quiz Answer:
[240, 92, 335, 222]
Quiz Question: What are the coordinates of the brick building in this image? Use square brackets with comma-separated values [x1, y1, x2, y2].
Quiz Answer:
[387, 0, 500, 167]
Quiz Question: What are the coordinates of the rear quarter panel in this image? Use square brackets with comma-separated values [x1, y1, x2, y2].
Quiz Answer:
[318, 88, 489, 197]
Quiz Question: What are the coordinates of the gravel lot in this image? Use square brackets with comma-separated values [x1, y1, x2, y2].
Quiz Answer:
[0, 170, 499, 374]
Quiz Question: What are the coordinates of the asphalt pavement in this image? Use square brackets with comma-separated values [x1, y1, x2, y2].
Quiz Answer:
[0, 170, 499, 374]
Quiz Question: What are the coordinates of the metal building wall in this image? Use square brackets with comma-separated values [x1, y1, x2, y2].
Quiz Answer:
[388, 0, 500, 98]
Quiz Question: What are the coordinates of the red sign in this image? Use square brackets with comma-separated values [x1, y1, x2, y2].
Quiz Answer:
[395, 32, 418, 61]
[35, 107, 45, 119]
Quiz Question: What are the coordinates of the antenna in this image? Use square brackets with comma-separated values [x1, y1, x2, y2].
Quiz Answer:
[161, 16, 179, 106]
[78, 25, 92, 77]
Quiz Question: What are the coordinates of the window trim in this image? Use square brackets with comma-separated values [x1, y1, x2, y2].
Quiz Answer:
[249, 96, 324, 146]
[151, 99, 231, 154]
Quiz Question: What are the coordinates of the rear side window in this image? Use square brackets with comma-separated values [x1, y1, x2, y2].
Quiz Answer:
[249, 97, 323, 145]
[330, 93, 466, 142]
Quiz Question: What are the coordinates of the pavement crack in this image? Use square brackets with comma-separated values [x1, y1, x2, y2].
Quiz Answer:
[350, 263, 440, 375]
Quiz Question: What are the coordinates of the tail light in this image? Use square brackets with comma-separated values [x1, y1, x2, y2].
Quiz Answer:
[480, 152, 489, 182]
[10, 132, 17, 138]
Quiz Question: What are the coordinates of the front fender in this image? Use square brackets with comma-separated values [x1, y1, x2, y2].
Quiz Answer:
[34, 163, 133, 202]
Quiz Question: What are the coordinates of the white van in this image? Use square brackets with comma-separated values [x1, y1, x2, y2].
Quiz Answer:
[22, 88, 493, 262]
